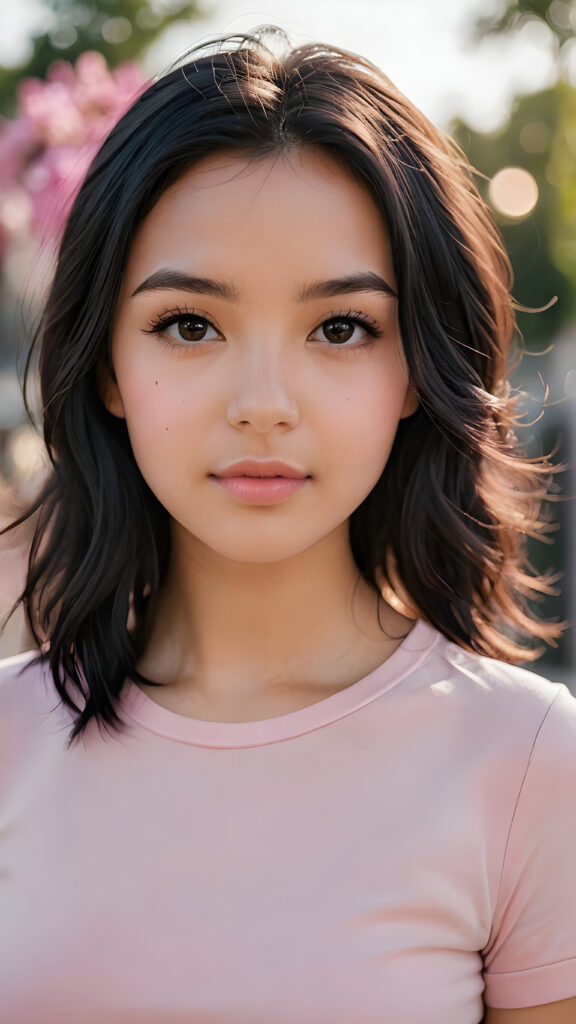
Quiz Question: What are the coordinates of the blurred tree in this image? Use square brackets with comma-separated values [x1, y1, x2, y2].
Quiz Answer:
[451, 83, 576, 348]
[0, 0, 206, 115]
[454, 0, 576, 668]
[473, 0, 576, 47]
[450, 0, 576, 349]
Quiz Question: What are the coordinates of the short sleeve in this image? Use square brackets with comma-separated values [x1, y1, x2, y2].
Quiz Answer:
[482, 683, 576, 1009]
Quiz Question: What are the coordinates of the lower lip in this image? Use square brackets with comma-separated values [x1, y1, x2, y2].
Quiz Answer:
[210, 475, 309, 504]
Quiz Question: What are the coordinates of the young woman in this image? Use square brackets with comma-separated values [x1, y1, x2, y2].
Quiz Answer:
[1, 26, 575, 1024]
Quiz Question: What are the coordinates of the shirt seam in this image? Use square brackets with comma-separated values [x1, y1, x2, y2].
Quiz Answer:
[485, 952, 576, 977]
[484, 685, 563, 950]
[118, 622, 443, 746]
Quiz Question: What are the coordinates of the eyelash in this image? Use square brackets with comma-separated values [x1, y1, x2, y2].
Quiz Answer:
[142, 305, 385, 355]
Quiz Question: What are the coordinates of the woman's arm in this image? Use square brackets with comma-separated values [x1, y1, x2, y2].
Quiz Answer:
[484, 995, 576, 1022]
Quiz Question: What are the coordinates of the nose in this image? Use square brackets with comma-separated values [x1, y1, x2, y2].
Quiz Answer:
[226, 341, 300, 432]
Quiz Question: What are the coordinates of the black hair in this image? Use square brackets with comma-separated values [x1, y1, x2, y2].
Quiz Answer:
[2, 25, 563, 748]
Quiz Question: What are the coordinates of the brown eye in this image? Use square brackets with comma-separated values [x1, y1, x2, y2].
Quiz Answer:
[159, 314, 220, 345]
[309, 312, 383, 354]
[322, 318, 356, 344]
[172, 316, 212, 342]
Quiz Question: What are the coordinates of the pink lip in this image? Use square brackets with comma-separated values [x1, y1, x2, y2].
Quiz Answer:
[210, 475, 309, 504]
[214, 458, 307, 478]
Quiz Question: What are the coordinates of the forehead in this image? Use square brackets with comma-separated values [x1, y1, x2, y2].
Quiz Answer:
[123, 147, 394, 289]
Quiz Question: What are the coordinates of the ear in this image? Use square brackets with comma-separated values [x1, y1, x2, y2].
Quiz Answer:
[400, 384, 419, 419]
[96, 359, 125, 419]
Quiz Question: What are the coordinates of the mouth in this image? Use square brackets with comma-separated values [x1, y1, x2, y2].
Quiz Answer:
[209, 474, 310, 504]
[209, 473, 311, 479]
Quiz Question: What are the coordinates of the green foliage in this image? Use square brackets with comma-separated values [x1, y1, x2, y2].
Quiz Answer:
[472, 0, 576, 46]
[452, 0, 576, 349]
[461, 2, 575, 666]
[0, 0, 205, 115]
[451, 83, 576, 349]
[549, 83, 576, 290]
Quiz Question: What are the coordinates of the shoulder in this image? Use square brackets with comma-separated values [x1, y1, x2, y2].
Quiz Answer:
[413, 627, 576, 780]
[0, 647, 45, 688]
[0, 649, 70, 786]
[477, 664, 576, 1005]
[0, 648, 58, 739]
[427, 627, 574, 725]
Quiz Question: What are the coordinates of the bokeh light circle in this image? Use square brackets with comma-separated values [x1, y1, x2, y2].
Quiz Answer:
[488, 166, 539, 219]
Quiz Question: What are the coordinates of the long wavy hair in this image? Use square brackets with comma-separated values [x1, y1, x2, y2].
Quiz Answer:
[1, 26, 563, 749]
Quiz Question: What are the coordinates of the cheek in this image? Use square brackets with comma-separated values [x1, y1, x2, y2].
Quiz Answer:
[115, 363, 205, 476]
[317, 372, 407, 510]
[325, 368, 408, 463]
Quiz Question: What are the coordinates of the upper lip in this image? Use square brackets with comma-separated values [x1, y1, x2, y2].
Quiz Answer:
[213, 459, 309, 478]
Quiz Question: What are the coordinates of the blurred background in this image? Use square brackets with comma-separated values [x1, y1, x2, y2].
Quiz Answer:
[0, 0, 574, 686]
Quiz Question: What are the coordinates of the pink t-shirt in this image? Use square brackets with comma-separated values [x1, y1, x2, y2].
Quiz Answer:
[1, 618, 576, 1023]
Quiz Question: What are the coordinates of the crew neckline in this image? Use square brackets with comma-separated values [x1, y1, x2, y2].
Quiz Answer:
[119, 618, 441, 748]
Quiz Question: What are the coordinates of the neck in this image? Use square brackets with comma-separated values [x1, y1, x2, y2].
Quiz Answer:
[136, 519, 414, 705]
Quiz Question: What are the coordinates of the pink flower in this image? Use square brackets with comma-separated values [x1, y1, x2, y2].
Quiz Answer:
[0, 117, 38, 190]
[0, 51, 148, 251]
[25, 144, 99, 239]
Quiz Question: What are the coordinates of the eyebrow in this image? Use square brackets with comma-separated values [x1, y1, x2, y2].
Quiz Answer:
[130, 268, 398, 302]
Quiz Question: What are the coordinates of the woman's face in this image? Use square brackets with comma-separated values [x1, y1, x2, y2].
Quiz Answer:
[106, 147, 418, 564]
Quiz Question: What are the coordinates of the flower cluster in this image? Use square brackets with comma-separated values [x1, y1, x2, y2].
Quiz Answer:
[0, 52, 146, 259]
